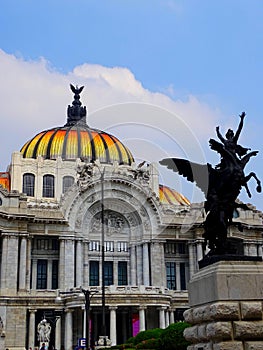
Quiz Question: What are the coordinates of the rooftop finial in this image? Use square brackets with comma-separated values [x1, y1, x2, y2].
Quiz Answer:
[65, 84, 87, 126]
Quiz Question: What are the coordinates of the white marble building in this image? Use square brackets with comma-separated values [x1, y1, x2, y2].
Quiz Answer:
[0, 86, 262, 350]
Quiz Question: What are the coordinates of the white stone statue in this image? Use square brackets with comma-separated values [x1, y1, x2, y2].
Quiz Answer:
[37, 319, 51, 343]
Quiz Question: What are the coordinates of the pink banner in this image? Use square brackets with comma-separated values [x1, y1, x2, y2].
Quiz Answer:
[132, 313, 140, 337]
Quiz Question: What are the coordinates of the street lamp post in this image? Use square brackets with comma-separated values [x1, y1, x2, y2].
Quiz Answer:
[79, 161, 107, 345]
[80, 288, 99, 350]
[55, 288, 98, 350]
[100, 168, 106, 345]
[92, 163, 107, 345]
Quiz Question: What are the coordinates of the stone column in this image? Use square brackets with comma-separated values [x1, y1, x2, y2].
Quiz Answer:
[188, 241, 195, 278]
[113, 260, 118, 286]
[59, 238, 65, 289]
[143, 242, 150, 285]
[76, 240, 83, 287]
[196, 240, 203, 261]
[130, 245, 136, 285]
[109, 306, 118, 346]
[55, 316, 61, 350]
[151, 241, 166, 286]
[65, 309, 73, 350]
[31, 258, 37, 289]
[26, 237, 32, 290]
[28, 309, 37, 349]
[47, 260, 53, 289]
[19, 236, 27, 290]
[139, 306, 146, 332]
[158, 307, 166, 329]
[136, 245, 143, 285]
[169, 309, 175, 324]
[165, 310, 170, 328]
[60, 237, 75, 289]
[83, 241, 89, 286]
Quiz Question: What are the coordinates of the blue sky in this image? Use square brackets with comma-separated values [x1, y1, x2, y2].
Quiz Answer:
[0, 0, 263, 209]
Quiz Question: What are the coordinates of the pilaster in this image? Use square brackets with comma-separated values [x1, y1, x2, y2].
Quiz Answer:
[136, 245, 143, 285]
[130, 245, 136, 285]
[143, 242, 150, 285]
[28, 309, 37, 349]
[59, 237, 75, 289]
[1, 233, 19, 292]
[76, 239, 83, 287]
[19, 236, 28, 290]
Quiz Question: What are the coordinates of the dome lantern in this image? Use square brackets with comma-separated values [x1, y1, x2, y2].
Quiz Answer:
[65, 84, 87, 127]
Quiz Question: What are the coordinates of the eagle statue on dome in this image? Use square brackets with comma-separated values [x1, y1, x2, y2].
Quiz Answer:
[66, 84, 87, 126]
[70, 83, 84, 95]
[160, 112, 261, 257]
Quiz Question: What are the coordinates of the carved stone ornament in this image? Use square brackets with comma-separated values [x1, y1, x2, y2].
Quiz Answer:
[76, 162, 94, 191]
[91, 211, 126, 235]
[128, 163, 150, 185]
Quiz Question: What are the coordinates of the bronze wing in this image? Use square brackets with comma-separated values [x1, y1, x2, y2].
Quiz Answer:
[159, 158, 211, 197]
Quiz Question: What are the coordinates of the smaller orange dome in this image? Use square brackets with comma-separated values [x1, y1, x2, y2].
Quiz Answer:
[0, 172, 10, 191]
[159, 184, 190, 206]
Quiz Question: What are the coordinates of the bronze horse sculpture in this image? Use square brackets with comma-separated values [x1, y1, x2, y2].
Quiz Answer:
[160, 112, 261, 255]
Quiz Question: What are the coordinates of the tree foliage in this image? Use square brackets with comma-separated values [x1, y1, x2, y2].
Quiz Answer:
[159, 322, 191, 350]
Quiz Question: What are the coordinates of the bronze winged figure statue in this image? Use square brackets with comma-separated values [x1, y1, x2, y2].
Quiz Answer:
[160, 112, 261, 256]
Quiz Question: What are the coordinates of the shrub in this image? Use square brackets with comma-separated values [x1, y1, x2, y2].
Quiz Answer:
[111, 345, 135, 349]
[159, 322, 191, 350]
[133, 328, 164, 345]
[125, 337, 135, 345]
[135, 338, 160, 349]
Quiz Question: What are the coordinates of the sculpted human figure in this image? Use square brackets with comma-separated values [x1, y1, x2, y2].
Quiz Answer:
[215, 111, 250, 159]
[37, 320, 51, 343]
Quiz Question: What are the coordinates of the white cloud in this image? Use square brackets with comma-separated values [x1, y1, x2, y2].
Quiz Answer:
[0, 49, 222, 177]
[163, 0, 184, 14]
[73, 64, 145, 96]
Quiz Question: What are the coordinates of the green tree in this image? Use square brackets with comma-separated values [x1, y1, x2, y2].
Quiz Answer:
[159, 322, 191, 350]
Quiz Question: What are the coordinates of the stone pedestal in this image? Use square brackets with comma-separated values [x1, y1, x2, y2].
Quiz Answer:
[95, 336, 111, 349]
[184, 261, 263, 350]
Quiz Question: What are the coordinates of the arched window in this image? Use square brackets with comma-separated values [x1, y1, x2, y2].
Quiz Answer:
[43, 175, 55, 198]
[62, 176, 74, 194]
[23, 173, 35, 197]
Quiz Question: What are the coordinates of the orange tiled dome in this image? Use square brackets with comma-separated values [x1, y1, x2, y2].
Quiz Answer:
[20, 85, 134, 165]
[159, 184, 190, 206]
[0, 172, 10, 191]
